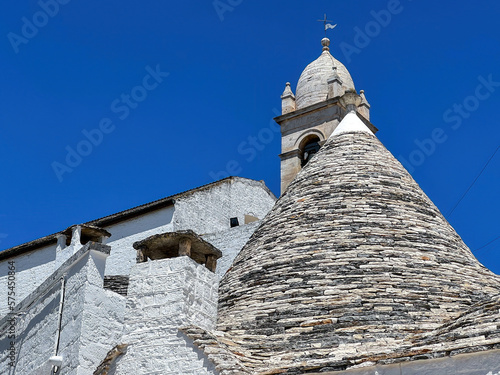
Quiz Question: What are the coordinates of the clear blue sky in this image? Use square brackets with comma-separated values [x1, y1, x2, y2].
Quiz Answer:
[1, 1, 499, 272]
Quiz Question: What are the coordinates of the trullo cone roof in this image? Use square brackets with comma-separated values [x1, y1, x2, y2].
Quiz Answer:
[215, 111, 500, 373]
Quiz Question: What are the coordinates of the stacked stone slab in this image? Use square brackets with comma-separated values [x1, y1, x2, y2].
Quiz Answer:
[210, 112, 500, 373]
[409, 294, 500, 359]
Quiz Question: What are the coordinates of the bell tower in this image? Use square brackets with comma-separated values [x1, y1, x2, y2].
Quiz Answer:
[275, 37, 377, 194]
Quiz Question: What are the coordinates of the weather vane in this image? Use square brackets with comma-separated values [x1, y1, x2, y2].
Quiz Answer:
[318, 14, 337, 38]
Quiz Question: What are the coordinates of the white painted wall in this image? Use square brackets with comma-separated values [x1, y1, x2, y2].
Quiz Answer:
[173, 178, 275, 235]
[0, 273, 60, 374]
[0, 244, 56, 317]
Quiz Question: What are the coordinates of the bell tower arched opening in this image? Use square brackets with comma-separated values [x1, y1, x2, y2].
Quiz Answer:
[300, 135, 321, 167]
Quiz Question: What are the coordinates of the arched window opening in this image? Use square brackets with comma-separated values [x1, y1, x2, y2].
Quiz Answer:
[300, 136, 321, 167]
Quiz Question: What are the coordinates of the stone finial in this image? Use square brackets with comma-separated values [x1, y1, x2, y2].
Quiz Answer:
[321, 37, 330, 52]
[281, 82, 296, 115]
[339, 89, 362, 113]
[327, 67, 343, 99]
[358, 89, 371, 121]
[281, 82, 295, 98]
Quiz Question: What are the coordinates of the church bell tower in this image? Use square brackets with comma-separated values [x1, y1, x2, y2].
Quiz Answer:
[275, 37, 377, 194]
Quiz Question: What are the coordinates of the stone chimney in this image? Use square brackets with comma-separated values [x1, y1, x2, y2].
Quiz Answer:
[116, 231, 221, 374]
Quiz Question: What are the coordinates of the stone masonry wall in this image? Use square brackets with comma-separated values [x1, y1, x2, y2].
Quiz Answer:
[0, 240, 94, 319]
[103, 276, 130, 296]
[0, 271, 60, 374]
[0, 177, 275, 373]
[1, 178, 275, 319]
[76, 251, 126, 375]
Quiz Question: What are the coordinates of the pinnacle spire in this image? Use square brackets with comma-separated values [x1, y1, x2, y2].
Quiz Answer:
[281, 82, 294, 98]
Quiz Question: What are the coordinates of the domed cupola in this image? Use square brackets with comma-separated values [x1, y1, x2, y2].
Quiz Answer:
[295, 38, 355, 109]
[276, 37, 375, 195]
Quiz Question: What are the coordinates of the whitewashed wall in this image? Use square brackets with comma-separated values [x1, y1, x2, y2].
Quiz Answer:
[173, 178, 275, 235]
[0, 244, 56, 317]
[0, 179, 275, 300]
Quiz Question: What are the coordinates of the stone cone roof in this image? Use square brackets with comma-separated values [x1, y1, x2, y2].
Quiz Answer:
[213, 112, 500, 373]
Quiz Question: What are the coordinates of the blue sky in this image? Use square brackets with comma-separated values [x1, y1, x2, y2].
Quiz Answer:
[1, 0, 499, 273]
